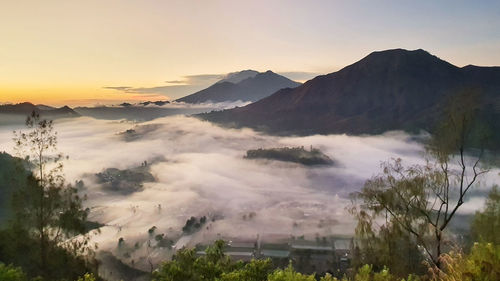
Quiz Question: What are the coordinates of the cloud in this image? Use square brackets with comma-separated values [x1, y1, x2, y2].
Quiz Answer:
[103, 74, 226, 99]
[102, 86, 133, 91]
[183, 74, 224, 82]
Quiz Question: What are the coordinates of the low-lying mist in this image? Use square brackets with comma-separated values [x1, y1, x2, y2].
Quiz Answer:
[0, 115, 498, 271]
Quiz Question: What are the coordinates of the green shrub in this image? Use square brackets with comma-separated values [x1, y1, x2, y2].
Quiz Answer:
[266, 264, 316, 281]
[76, 273, 96, 281]
[432, 242, 500, 281]
[0, 263, 27, 281]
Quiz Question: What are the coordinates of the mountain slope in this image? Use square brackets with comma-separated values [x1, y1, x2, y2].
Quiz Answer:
[0, 152, 29, 225]
[176, 70, 301, 103]
[198, 49, 500, 137]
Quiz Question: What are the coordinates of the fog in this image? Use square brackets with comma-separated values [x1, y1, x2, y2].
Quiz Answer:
[73, 100, 252, 121]
[0, 115, 498, 272]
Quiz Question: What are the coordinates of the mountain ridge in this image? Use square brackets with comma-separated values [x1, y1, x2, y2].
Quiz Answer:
[0, 102, 80, 117]
[176, 70, 301, 104]
[198, 49, 500, 139]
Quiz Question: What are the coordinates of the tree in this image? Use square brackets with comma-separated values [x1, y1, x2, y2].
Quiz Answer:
[153, 240, 272, 281]
[220, 259, 273, 281]
[349, 203, 425, 276]
[266, 263, 316, 281]
[351, 90, 489, 271]
[11, 111, 93, 279]
[471, 185, 500, 244]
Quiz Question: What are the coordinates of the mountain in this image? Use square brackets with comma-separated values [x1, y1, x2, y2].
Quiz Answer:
[0, 102, 80, 125]
[198, 49, 500, 138]
[176, 70, 301, 104]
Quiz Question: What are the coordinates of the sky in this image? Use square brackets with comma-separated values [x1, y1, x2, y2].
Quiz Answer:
[1, 0, 499, 106]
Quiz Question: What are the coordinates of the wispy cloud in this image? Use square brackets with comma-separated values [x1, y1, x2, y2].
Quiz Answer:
[102, 86, 133, 91]
[183, 74, 224, 82]
[103, 74, 225, 99]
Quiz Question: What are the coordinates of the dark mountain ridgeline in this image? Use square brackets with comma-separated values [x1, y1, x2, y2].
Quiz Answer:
[176, 70, 301, 103]
[0, 102, 80, 125]
[198, 49, 500, 143]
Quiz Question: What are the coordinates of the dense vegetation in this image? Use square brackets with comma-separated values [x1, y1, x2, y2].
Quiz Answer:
[182, 216, 208, 234]
[151, 240, 499, 281]
[0, 112, 98, 280]
[0, 152, 29, 224]
[95, 165, 155, 194]
[245, 146, 333, 166]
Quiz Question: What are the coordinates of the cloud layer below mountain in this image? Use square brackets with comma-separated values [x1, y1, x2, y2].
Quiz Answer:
[0, 115, 497, 269]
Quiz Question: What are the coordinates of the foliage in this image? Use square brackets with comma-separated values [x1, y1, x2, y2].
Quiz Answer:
[430, 242, 500, 281]
[153, 240, 233, 281]
[349, 210, 425, 276]
[182, 216, 207, 234]
[1, 111, 97, 280]
[245, 146, 333, 166]
[267, 263, 316, 281]
[154, 240, 273, 281]
[0, 263, 28, 281]
[76, 273, 97, 281]
[152, 240, 500, 281]
[350, 91, 489, 271]
[471, 186, 500, 244]
[0, 152, 29, 225]
[220, 259, 273, 281]
[95, 166, 154, 194]
[265, 264, 419, 281]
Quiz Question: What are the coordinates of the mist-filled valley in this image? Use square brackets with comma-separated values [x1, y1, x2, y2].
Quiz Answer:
[1, 112, 498, 279]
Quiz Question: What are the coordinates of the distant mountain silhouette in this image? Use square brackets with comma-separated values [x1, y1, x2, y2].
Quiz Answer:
[0, 102, 80, 119]
[176, 70, 300, 103]
[199, 49, 500, 140]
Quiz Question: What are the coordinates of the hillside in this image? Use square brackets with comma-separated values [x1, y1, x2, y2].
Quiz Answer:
[176, 70, 300, 103]
[0, 152, 29, 225]
[198, 49, 500, 139]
